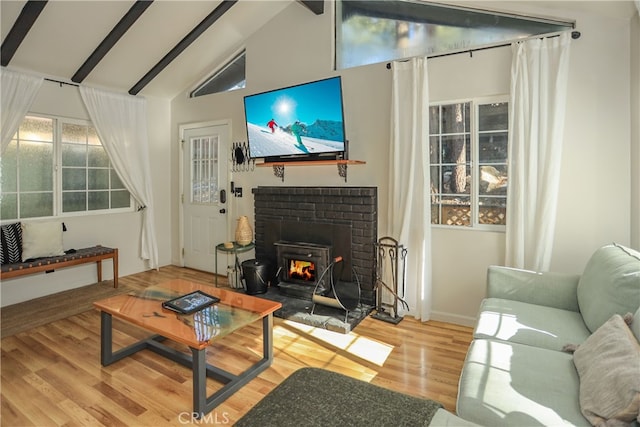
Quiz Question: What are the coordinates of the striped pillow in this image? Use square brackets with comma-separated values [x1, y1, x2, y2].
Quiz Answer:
[0, 222, 22, 264]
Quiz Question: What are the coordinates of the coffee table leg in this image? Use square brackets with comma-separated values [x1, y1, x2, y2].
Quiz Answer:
[192, 348, 207, 418]
[190, 314, 275, 419]
[100, 311, 113, 366]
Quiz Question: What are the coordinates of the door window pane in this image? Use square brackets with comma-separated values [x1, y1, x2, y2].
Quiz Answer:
[190, 136, 219, 204]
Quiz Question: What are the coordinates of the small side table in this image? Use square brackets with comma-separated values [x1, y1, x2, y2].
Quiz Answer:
[215, 241, 255, 287]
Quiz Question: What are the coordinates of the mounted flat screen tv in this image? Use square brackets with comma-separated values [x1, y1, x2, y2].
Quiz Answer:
[243, 76, 347, 161]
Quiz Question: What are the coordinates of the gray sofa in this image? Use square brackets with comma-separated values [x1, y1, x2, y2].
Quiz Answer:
[456, 243, 640, 426]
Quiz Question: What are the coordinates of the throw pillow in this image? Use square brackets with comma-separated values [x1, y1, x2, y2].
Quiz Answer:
[0, 222, 22, 264]
[573, 313, 640, 426]
[21, 221, 65, 261]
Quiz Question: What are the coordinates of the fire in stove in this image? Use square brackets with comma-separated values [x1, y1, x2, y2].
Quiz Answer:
[288, 259, 315, 282]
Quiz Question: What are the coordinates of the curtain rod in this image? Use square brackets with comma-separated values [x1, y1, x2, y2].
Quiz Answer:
[385, 30, 581, 69]
[44, 77, 79, 87]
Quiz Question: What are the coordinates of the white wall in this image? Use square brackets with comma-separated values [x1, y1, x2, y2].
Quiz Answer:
[170, 2, 635, 326]
[631, 11, 640, 249]
[1, 81, 172, 306]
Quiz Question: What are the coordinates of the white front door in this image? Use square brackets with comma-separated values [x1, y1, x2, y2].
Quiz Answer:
[181, 122, 229, 274]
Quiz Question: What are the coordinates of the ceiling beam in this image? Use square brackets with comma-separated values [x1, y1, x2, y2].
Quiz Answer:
[1, 1, 48, 67]
[299, 1, 324, 15]
[128, 0, 237, 95]
[72, 1, 153, 83]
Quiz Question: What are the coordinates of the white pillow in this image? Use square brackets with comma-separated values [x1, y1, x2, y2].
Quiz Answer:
[21, 221, 65, 261]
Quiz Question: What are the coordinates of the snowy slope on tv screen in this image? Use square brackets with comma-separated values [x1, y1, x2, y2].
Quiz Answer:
[244, 77, 346, 159]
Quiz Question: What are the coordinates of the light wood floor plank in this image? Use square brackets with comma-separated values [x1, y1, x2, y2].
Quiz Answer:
[0, 265, 472, 426]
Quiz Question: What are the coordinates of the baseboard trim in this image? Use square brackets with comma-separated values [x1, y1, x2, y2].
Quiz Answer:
[429, 310, 477, 328]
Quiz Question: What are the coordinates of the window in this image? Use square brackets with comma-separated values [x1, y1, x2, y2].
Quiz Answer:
[335, 0, 574, 69]
[190, 50, 246, 98]
[1, 115, 131, 221]
[429, 99, 508, 228]
[190, 136, 219, 204]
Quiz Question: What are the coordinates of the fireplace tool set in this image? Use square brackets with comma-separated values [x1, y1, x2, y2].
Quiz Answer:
[311, 256, 362, 323]
[372, 236, 409, 324]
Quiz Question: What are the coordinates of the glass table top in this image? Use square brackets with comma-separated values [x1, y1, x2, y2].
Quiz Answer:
[93, 279, 281, 350]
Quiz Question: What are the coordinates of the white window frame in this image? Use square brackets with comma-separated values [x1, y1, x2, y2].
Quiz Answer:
[429, 95, 508, 231]
[2, 113, 134, 221]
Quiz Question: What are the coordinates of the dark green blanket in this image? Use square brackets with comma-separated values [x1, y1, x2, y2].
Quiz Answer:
[235, 368, 443, 427]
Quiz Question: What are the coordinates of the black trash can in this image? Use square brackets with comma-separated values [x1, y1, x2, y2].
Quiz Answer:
[242, 259, 269, 295]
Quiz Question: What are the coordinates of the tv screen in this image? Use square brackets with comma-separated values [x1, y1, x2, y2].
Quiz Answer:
[243, 76, 347, 160]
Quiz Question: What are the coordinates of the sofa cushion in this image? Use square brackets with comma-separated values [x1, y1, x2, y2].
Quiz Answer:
[21, 221, 65, 261]
[475, 298, 591, 351]
[573, 314, 640, 426]
[633, 306, 640, 343]
[577, 243, 640, 333]
[457, 339, 588, 426]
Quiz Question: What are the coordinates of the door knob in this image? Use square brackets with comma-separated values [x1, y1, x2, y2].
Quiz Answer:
[219, 208, 226, 214]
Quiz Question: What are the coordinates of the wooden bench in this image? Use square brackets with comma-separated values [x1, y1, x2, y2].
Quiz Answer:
[0, 245, 118, 288]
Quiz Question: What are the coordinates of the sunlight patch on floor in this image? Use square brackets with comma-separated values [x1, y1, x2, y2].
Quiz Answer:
[280, 320, 394, 366]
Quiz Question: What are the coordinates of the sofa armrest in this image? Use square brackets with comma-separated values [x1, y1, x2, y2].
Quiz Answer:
[487, 266, 581, 312]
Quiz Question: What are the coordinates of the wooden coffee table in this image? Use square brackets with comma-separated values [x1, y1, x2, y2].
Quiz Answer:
[93, 279, 282, 418]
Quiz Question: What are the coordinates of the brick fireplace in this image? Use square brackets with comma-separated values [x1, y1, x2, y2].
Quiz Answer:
[252, 186, 377, 305]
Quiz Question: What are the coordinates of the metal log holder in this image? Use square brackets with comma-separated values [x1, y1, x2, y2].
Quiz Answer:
[372, 236, 408, 324]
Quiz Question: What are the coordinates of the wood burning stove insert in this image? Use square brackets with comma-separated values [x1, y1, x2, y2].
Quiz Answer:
[275, 241, 331, 300]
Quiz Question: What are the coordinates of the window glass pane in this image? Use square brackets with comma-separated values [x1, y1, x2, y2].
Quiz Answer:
[1, 141, 18, 193]
[439, 195, 471, 227]
[441, 103, 470, 134]
[61, 123, 87, 143]
[111, 190, 131, 209]
[19, 141, 53, 192]
[190, 136, 218, 204]
[429, 106, 440, 134]
[88, 126, 100, 145]
[479, 132, 508, 163]
[442, 164, 471, 194]
[63, 192, 86, 212]
[62, 142, 86, 167]
[18, 116, 53, 142]
[441, 135, 471, 167]
[62, 168, 86, 191]
[1, 194, 18, 220]
[337, 0, 574, 69]
[479, 102, 508, 131]
[88, 191, 109, 210]
[191, 51, 246, 97]
[479, 197, 507, 225]
[110, 171, 125, 190]
[20, 192, 53, 218]
[479, 165, 508, 195]
[88, 145, 109, 167]
[429, 136, 440, 163]
[88, 169, 109, 190]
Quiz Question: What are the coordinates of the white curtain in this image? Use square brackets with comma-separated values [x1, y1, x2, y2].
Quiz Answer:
[80, 86, 159, 270]
[1, 68, 43, 154]
[388, 57, 432, 321]
[506, 32, 572, 270]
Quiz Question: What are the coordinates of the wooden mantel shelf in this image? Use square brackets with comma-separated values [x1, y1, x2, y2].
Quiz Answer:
[257, 159, 366, 182]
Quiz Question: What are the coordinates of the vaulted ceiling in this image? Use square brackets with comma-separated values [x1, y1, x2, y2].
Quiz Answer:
[1, 1, 636, 99]
[1, 0, 321, 98]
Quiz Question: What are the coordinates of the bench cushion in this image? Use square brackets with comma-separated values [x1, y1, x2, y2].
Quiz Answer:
[1, 246, 116, 273]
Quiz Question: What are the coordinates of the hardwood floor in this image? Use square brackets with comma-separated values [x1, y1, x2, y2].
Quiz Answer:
[1, 266, 473, 426]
